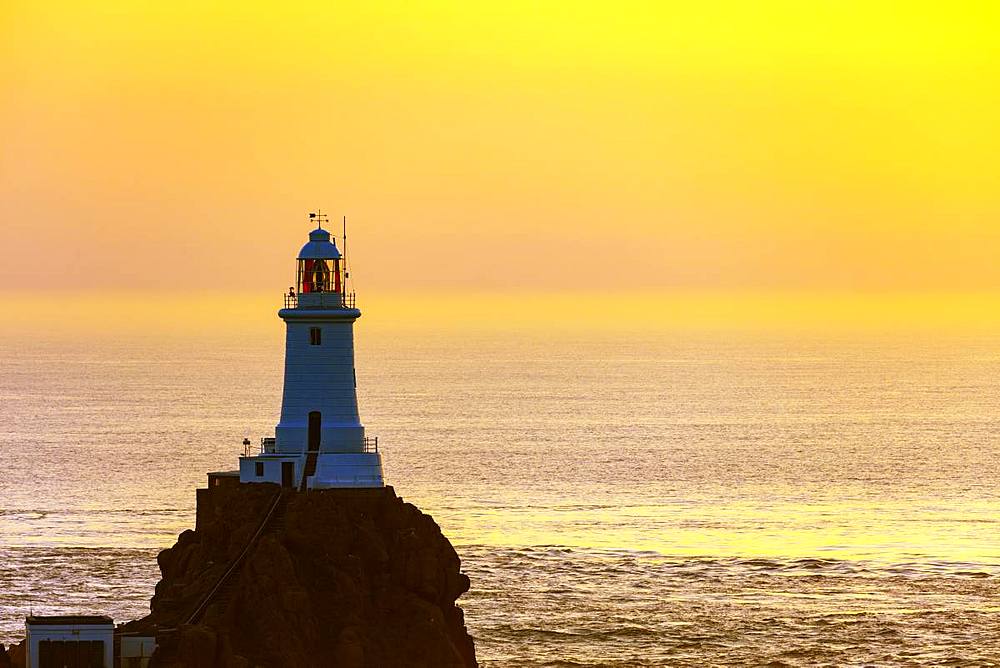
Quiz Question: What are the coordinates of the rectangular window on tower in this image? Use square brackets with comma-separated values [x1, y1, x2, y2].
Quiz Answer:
[310, 327, 322, 346]
[255, 462, 264, 477]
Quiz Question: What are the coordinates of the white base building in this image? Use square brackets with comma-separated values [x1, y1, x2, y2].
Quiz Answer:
[239, 448, 384, 489]
[26, 615, 114, 668]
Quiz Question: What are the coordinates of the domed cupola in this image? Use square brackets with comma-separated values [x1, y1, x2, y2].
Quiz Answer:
[298, 227, 342, 261]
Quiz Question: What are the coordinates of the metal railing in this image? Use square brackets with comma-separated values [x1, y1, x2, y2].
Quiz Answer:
[256, 436, 375, 454]
[282, 291, 356, 309]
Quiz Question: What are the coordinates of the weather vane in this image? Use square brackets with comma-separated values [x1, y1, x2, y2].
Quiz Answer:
[309, 210, 329, 229]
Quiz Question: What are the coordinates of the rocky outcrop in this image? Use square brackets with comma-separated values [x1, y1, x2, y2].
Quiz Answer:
[126, 484, 476, 668]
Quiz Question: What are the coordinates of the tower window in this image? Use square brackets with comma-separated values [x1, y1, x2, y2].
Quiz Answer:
[310, 327, 322, 345]
[255, 462, 264, 477]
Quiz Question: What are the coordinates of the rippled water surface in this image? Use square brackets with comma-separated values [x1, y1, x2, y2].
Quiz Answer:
[2, 327, 1000, 666]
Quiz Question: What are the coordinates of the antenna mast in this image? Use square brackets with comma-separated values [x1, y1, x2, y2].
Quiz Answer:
[343, 215, 349, 297]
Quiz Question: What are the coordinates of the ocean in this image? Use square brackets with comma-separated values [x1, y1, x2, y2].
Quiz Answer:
[2, 323, 1000, 666]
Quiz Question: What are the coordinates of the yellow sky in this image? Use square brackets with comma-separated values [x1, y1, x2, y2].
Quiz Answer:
[1, 2, 999, 295]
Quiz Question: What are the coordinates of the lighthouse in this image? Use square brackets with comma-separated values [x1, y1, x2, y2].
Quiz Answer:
[239, 213, 384, 489]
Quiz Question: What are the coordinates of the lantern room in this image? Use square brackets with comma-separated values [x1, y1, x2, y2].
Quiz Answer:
[297, 227, 343, 295]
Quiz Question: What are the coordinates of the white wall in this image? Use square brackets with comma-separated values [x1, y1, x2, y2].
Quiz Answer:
[275, 314, 366, 453]
[239, 454, 303, 486]
[310, 452, 384, 489]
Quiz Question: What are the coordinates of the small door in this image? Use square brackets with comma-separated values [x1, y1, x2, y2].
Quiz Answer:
[281, 461, 295, 488]
[308, 411, 321, 452]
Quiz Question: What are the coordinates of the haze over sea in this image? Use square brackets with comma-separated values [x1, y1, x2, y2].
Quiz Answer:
[2, 293, 1000, 666]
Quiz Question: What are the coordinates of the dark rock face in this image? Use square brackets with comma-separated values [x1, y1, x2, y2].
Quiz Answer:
[0, 642, 12, 668]
[130, 485, 476, 668]
[3, 640, 24, 668]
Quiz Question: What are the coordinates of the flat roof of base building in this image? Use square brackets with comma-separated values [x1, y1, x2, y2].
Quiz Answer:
[27, 615, 113, 626]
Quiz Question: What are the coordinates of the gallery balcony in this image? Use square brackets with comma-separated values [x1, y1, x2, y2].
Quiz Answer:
[283, 291, 356, 309]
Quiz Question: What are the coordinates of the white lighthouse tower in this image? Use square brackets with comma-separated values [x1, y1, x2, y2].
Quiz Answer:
[239, 213, 384, 489]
